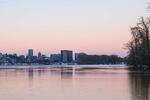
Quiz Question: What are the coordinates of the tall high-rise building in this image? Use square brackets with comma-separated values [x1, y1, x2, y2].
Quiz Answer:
[28, 49, 33, 57]
[61, 50, 73, 63]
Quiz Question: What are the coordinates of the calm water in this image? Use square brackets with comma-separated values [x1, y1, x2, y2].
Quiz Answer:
[0, 66, 149, 100]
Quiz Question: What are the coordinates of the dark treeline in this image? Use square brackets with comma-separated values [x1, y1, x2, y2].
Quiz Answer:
[76, 54, 124, 65]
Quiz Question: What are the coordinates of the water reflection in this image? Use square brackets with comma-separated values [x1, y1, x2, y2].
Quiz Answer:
[28, 68, 34, 81]
[27, 67, 75, 80]
[60, 67, 74, 79]
[129, 72, 150, 100]
[1, 67, 150, 100]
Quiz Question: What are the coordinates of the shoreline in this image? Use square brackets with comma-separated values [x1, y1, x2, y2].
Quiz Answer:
[0, 64, 128, 70]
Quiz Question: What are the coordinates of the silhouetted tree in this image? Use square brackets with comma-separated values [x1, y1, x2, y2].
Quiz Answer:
[126, 17, 150, 68]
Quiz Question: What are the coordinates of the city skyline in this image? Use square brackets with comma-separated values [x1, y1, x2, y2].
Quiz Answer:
[0, 49, 123, 65]
[0, 0, 149, 57]
[0, 49, 124, 57]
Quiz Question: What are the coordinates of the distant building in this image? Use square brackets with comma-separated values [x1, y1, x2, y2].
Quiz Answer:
[28, 49, 33, 57]
[37, 54, 50, 65]
[75, 53, 79, 61]
[50, 54, 61, 63]
[27, 49, 34, 63]
[38, 52, 42, 59]
[0, 53, 2, 58]
[61, 50, 73, 63]
[41, 54, 47, 59]
[19, 55, 26, 60]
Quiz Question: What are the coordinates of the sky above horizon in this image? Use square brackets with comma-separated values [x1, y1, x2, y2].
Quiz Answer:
[0, 0, 149, 57]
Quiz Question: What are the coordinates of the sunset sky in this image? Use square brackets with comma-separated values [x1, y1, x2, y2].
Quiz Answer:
[0, 0, 149, 57]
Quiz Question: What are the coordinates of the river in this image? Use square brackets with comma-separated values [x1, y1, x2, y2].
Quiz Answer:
[0, 65, 149, 100]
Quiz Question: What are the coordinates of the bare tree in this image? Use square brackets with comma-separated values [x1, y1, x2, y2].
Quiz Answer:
[126, 17, 150, 67]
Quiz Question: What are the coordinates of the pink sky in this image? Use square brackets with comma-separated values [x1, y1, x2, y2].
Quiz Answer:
[0, 0, 149, 57]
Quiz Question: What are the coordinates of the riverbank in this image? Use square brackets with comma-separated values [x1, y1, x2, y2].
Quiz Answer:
[0, 64, 127, 70]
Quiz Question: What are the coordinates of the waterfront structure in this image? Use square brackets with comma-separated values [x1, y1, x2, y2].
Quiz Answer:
[50, 54, 61, 64]
[61, 50, 73, 63]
